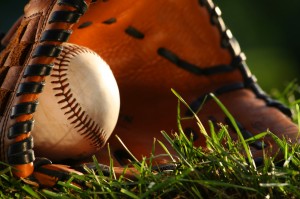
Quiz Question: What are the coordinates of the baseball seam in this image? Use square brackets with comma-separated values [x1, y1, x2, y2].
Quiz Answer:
[51, 44, 105, 149]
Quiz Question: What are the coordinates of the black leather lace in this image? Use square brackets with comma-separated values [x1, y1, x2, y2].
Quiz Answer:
[7, 0, 89, 165]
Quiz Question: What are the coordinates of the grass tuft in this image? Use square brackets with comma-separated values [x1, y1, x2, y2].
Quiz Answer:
[0, 84, 300, 198]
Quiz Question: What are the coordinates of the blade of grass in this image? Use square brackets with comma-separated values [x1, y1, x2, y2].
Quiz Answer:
[209, 93, 255, 169]
[157, 134, 177, 163]
[115, 135, 140, 164]
[181, 179, 259, 193]
[160, 131, 192, 167]
[120, 188, 140, 199]
[42, 189, 70, 199]
[107, 143, 117, 180]
[244, 132, 269, 143]
[172, 89, 209, 137]
[22, 185, 41, 199]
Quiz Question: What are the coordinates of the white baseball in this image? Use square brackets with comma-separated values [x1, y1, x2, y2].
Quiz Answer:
[32, 43, 120, 162]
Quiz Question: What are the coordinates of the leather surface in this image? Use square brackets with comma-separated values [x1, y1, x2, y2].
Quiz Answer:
[0, 0, 57, 165]
[0, 0, 94, 178]
[68, 0, 299, 166]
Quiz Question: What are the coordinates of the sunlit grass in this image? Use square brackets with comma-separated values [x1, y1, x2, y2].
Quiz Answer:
[1, 84, 300, 198]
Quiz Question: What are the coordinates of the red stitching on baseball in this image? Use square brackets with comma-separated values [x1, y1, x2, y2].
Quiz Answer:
[51, 44, 105, 148]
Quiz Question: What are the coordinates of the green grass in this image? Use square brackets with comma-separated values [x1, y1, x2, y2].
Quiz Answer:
[1, 84, 300, 198]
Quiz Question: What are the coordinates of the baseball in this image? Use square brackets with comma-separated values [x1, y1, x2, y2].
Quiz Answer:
[32, 43, 120, 162]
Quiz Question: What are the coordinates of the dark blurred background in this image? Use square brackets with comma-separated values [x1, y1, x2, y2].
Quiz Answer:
[215, 0, 300, 91]
[0, 0, 299, 91]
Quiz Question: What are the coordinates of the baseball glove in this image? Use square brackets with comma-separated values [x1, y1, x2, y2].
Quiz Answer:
[0, 0, 298, 187]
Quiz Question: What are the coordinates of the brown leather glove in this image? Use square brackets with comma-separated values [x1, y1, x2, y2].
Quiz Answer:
[0, 0, 94, 179]
[67, 0, 298, 166]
